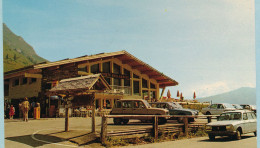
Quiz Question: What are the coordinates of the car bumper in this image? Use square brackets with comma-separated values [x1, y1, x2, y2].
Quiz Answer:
[207, 131, 237, 136]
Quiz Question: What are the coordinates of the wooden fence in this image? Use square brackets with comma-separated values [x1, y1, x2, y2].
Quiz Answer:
[100, 114, 219, 144]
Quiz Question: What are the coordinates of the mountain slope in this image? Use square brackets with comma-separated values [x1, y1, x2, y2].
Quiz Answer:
[198, 87, 256, 105]
[3, 23, 48, 72]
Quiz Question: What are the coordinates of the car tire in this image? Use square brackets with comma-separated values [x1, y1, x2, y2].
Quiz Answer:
[208, 134, 215, 140]
[188, 118, 195, 123]
[113, 118, 122, 125]
[122, 119, 129, 125]
[206, 112, 211, 115]
[254, 131, 257, 136]
[234, 129, 242, 140]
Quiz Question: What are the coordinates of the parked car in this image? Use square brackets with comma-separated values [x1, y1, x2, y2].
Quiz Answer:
[232, 104, 243, 110]
[206, 110, 257, 140]
[240, 104, 256, 113]
[150, 102, 198, 122]
[110, 99, 169, 125]
[201, 103, 236, 115]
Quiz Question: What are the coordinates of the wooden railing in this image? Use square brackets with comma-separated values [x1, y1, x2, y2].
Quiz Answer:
[100, 114, 220, 144]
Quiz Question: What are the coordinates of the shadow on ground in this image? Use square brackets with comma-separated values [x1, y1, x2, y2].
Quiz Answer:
[199, 135, 255, 142]
[5, 134, 66, 147]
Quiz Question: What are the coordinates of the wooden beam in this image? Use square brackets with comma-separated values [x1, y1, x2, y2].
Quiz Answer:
[159, 87, 166, 101]
[132, 65, 144, 69]
[149, 75, 161, 79]
[24, 73, 43, 78]
[141, 70, 154, 74]
[122, 59, 134, 64]
[157, 79, 170, 83]
[92, 94, 96, 133]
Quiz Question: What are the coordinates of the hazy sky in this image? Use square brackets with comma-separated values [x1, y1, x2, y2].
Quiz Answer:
[3, 0, 256, 99]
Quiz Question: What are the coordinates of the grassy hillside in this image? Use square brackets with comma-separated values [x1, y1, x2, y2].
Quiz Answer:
[3, 23, 48, 72]
[198, 87, 256, 105]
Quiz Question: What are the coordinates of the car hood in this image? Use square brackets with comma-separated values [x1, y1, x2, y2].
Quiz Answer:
[207, 120, 242, 126]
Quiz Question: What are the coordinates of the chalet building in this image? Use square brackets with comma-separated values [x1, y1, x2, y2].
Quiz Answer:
[4, 50, 178, 118]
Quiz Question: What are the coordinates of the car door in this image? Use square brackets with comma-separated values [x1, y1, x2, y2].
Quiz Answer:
[216, 104, 225, 114]
[132, 101, 148, 120]
[242, 113, 250, 133]
[122, 101, 133, 115]
[247, 112, 257, 132]
[209, 104, 218, 114]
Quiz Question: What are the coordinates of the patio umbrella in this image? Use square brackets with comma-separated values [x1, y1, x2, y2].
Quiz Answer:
[180, 93, 183, 101]
[193, 92, 196, 99]
[177, 90, 179, 97]
[167, 89, 171, 99]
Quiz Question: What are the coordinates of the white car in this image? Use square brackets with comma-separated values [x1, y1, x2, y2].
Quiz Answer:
[206, 110, 257, 140]
[201, 103, 236, 115]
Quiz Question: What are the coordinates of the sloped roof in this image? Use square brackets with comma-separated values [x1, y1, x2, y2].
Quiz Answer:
[34, 50, 178, 88]
[47, 74, 110, 96]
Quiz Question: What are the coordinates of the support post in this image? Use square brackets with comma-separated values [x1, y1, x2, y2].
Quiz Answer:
[65, 105, 69, 132]
[101, 116, 107, 145]
[207, 116, 212, 123]
[92, 94, 96, 133]
[159, 87, 166, 102]
[153, 116, 158, 141]
[183, 117, 188, 137]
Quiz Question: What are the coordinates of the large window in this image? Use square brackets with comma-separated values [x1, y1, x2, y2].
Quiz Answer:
[150, 83, 156, 89]
[102, 62, 110, 73]
[114, 78, 121, 86]
[133, 73, 139, 78]
[13, 78, 19, 86]
[124, 69, 130, 86]
[113, 63, 120, 74]
[105, 77, 111, 85]
[91, 64, 99, 73]
[133, 81, 140, 95]
[142, 78, 148, 88]
[22, 78, 28, 85]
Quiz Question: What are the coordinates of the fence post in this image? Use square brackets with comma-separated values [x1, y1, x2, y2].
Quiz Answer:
[207, 116, 212, 123]
[101, 116, 107, 145]
[183, 117, 188, 137]
[153, 116, 158, 141]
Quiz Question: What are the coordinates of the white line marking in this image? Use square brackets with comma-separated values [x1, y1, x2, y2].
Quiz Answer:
[31, 128, 91, 148]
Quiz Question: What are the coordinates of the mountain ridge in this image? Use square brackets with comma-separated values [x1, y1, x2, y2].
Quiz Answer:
[198, 87, 256, 105]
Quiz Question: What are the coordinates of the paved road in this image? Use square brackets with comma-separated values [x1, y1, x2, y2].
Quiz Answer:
[124, 133, 257, 148]
[4, 117, 257, 148]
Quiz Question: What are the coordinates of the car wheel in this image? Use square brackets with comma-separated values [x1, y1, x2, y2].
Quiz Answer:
[208, 134, 215, 140]
[234, 129, 241, 140]
[122, 119, 129, 125]
[113, 118, 122, 125]
[254, 131, 257, 136]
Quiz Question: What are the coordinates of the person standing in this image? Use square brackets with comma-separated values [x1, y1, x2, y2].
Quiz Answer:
[21, 97, 30, 122]
[9, 105, 15, 119]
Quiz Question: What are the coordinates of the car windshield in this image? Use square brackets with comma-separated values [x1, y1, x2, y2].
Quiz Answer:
[232, 104, 243, 109]
[171, 102, 183, 109]
[143, 100, 151, 108]
[224, 103, 236, 109]
[218, 112, 241, 121]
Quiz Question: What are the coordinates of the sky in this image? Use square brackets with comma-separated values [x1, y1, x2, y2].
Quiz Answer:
[3, 0, 256, 99]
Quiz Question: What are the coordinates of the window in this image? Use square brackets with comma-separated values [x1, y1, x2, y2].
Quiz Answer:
[4, 84, 9, 96]
[142, 78, 148, 88]
[91, 64, 99, 73]
[113, 63, 120, 74]
[150, 83, 156, 89]
[30, 78, 37, 84]
[124, 69, 130, 86]
[78, 66, 88, 72]
[122, 101, 133, 108]
[243, 113, 248, 120]
[210, 104, 217, 109]
[13, 79, 19, 86]
[133, 73, 139, 78]
[134, 101, 145, 108]
[142, 90, 149, 100]
[247, 113, 254, 120]
[102, 62, 110, 73]
[133, 81, 140, 95]
[22, 78, 28, 85]
[113, 78, 121, 86]
[115, 101, 121, 108]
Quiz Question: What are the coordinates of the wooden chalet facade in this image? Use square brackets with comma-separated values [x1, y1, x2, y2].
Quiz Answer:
[4, 50, 178, 118]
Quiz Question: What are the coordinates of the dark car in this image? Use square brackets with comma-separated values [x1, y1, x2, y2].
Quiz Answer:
[150, 102, 198, 122]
